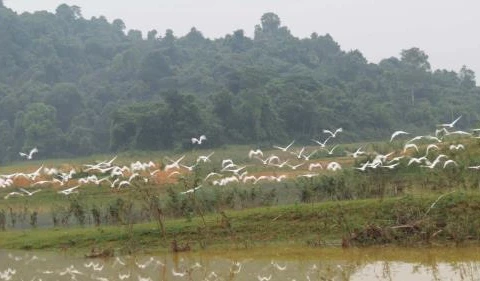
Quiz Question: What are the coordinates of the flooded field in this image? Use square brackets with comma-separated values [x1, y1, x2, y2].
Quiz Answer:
[1, 245, 480, 280]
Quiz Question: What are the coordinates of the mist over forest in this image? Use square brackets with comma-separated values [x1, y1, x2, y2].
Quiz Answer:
[0, 3, 478, 163]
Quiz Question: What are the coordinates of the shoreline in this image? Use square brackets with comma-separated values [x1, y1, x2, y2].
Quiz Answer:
[1, 193, 480, 254]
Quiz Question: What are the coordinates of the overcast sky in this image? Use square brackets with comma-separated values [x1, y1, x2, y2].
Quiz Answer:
[4, 0, 480, 79]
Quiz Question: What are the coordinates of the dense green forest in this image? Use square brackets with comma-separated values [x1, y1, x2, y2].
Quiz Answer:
[0, 3, 478, 163]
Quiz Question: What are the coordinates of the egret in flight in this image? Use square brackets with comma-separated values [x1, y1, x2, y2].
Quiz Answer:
[19, 147, 38, 160]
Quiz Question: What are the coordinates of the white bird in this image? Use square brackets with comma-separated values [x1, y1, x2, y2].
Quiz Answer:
[164, 155, 186, 171]
[435, 127, 449, 137]
[271, 260, 287, 271]
[268, 159, 289, 168]
[172, 268, 187, 277]
[421, 155, 448, 169]
[354, 161, 375, 171]
[58, 185, 81, 195]
[19, 188, 41, 196]
[180, 185, 202, 195]
[242, 175, 257, 183]
[390, 131, 409, 142]
[196, 152, 214, 163]
[271, 175, 287, 182]
[135, 257, 163, 269]
[346, 147, 366, 158]
[308, 163, 323, 171]
[224, 165, 247, 176]
[381, 162, 400, 169]
[468, 165, 480, 170]
[326, 162, 342, 171]
[248, 149, 264, 159]
[387, 156, 405, 164]
[323, 128, 343, 138]
[4, 191, 24, 199]
[290, 147, 305, 159]
[180, 163, 197, 171]
[445, 130, 472, 137]
[437, 115, 462, 128]
[311, 136, 331, 148]
[221, 159, 234, 168]
[425, 144, 440, 156]
[403, 143, 419, 153]
[253, 175, 271, 184]
[257, 274, 272, 281]
[301, 149, 318, 161]
[117, 180, 131, 188]
[149, 169, 160, 176]
[323, 145, 339, 155]
[443, 159, 458, 168]
[408, 156, 428, 166]
[287, 162, 305, 170]
[203, 172, 221, 181]
[137, 275, 153, 281]
[191, 135, 207, 144]
[297, 173, 319, 178]
[19, 147, 38, 160]
[449, 144, 465, 151]
[273, 140, 295, 152]
[118, 272, 130, 280]
[32, 180, 54, 186]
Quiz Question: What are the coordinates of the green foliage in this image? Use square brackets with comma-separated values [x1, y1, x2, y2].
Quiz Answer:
[0, 5, 478, 162]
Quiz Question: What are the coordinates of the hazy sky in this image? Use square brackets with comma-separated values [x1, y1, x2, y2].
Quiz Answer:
[4, 0, 480, 78]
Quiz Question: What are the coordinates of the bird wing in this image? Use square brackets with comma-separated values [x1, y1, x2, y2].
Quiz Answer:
[451, 115, 462, 126]
[29, 148, 38, 158]
[323, 129, 333, 137]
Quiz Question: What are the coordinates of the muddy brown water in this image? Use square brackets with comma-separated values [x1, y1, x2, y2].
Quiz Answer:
[1, 245, 479, 280]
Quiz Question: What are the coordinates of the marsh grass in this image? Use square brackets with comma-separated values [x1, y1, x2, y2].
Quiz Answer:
[2, 141, 480, 250]
[2, 193, 480, 251]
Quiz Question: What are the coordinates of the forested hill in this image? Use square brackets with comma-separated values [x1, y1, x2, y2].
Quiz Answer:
[0, 4, 478, 162]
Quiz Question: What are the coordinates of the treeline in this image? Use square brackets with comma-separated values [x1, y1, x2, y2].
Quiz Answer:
[0, 4, 478, 162]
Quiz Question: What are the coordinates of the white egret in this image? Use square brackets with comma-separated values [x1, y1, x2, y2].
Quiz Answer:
[390, 131, 409, 142]
[273, 140, 295, 152]
[248, 149, 263, 159]
[19, 147, 38, 160]
[58, 185, 81, 195]
[191, 135, 207, 144]
[19, 188, 41, 196]
[323, 128, 343, 138]
[311, 136, 331, 147]
[437, 115, 462, 128]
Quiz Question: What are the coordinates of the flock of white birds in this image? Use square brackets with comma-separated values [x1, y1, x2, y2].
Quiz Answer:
[1, 115, 480, 200]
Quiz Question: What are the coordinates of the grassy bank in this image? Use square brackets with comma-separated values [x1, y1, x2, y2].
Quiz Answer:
[1, 191, 479, 253]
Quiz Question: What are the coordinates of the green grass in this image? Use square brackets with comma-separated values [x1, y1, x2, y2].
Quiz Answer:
[2, 192, 480, 252]
[3, 139, 480, 252]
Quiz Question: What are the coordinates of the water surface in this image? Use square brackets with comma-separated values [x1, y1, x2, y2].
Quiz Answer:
[1, 245, 479, 280]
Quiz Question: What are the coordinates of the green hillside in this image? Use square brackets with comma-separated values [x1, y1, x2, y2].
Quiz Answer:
[0, 4, 478, 163]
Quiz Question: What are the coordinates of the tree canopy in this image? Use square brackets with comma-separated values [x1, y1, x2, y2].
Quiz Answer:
[0, 4, 478, 162]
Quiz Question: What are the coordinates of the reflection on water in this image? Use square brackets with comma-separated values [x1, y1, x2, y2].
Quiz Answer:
[1, 245, 480, 280]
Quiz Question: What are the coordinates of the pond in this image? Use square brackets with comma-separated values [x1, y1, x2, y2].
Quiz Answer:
[1, 245, 479, 280]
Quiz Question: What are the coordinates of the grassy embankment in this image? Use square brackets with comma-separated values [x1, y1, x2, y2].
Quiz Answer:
[1, 191, 480, 253]
[1, 139, 480, 253]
